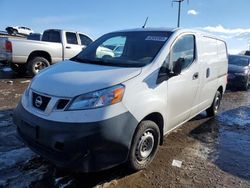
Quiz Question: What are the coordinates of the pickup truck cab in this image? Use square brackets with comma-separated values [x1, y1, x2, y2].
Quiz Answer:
[13, 28, 228, 172]
[0, 29, 93, 76]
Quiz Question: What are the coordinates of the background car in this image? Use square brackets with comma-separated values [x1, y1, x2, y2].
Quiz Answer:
[6, 26, 33, 36]
[113, 45, 124, 57]
[103, 44, 124, 57]
[96, 46, 115, 58]
[228, 54, 250, 90]
[240, 50, 250, 56]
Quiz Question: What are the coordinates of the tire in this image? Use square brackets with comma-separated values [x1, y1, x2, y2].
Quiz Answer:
[242, 80, 249, 91]
[206, 91, 222, 117]
[12, 29, 18, 35]
[27, 57, 50, 76]
[10, 63, 27, 74]
[6, 28, 12, 35]
[128, 120, 160, 171]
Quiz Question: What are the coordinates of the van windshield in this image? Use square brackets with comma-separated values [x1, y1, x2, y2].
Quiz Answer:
[71, 31, 172, 67]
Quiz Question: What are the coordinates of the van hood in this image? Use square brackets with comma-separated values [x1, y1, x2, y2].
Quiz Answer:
[31, 60, 141, 97]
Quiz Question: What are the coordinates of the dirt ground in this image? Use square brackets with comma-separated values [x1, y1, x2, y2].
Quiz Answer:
[0, 63, 250, 188]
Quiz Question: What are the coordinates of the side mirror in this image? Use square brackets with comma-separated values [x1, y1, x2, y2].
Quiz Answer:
[172, 58, 184, 75]
[157, 66, 170, 84]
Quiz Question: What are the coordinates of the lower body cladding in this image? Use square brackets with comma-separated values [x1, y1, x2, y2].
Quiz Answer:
[13, 102, 138, 172]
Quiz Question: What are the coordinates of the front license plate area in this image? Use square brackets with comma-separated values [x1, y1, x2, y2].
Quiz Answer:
[22, 121, 39, 139]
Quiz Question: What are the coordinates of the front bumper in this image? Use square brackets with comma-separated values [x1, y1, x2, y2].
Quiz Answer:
[13, 102, 138, 172]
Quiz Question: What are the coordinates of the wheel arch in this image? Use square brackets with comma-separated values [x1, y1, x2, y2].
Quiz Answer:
[27, 51, 52, 64]
[141, 112, 164, 145]
[217, 85, 223, 97]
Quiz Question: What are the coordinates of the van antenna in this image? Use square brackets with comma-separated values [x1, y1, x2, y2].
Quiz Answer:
[142, 17, 149, 28]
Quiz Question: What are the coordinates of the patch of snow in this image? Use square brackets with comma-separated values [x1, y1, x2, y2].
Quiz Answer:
[59, 180, 74, 188]
[0, 147, 35, 170]
[0, 120, 10, 127]
[3, 68, 12, 72]
[20, 80, 30, 84]
[185, 143, 212, 160]
[6, 80, 13, 85]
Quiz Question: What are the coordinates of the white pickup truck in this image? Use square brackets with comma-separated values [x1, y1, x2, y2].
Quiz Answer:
[0, 29, 93, 76]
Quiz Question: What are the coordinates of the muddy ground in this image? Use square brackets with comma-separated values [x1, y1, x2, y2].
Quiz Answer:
[0, 63, 250, 188]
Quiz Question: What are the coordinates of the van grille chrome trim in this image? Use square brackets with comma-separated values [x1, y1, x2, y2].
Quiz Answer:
[32, 92, 51, 111]
[31, 91, 71, 113]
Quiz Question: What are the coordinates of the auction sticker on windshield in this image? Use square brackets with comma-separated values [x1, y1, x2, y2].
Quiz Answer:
[145, 36, 168, 41]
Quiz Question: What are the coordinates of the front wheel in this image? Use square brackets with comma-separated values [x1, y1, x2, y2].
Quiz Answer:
[128, 120, 160, 171]
[206, 91, 222, 117]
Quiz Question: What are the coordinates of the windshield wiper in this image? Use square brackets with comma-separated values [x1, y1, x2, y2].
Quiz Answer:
[71, 57, 112, 65]
[71, 57, 144, 67]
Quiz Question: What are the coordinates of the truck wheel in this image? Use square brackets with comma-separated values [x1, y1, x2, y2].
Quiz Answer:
[27, 57, 50, 76]
[206, 91, 222, 117]
[12, 29, 18, 35]
[10, 63, 27, 75]
[128, 120, 160, 171]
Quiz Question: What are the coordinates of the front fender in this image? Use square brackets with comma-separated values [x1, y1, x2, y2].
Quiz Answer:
[122, 81, 168, 129]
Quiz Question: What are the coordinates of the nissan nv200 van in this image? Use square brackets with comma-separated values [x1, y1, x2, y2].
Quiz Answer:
[13, 28, 228, 172]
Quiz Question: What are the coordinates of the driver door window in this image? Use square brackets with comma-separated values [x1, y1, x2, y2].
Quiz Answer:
[170, 35, 195, 71]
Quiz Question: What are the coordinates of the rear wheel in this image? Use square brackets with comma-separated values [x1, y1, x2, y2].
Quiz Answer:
[12, 29, 18, 35]
[10, 63, 27, 74]
[128, 120, 160, 171]
[27, 57, 50, 76]
[206, 91, 222, 117]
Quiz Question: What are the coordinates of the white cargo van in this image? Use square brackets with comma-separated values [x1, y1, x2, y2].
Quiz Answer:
[13, 28, 228, 172]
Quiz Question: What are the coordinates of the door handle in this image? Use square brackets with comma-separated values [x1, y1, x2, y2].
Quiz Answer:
[206, 68, 210, 78]
[66, 46, 71, 49]
[193, 72, 199, 80]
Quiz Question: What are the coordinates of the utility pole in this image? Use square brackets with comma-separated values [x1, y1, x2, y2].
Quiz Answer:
[172, 0, 185, 27]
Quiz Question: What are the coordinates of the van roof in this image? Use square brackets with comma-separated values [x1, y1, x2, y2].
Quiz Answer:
[111, 27, 179, 33]
[109, 27, 220, 39]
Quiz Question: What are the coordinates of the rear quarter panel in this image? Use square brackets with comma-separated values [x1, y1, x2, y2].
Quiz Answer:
[0, 37, 11, 61]
[196, 35, 228, 111]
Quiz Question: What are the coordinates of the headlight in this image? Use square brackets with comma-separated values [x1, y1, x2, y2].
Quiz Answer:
[22, 81, 31, 105]
[67, 84, 125, 110]
[24, 81, 31, 98]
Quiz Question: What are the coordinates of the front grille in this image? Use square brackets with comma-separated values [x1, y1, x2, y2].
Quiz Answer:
[56, 99, 70, 110]
[32, 92, 51, 111]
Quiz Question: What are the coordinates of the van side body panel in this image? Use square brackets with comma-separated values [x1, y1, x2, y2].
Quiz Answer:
[123, 30, 228, 136]
[197, 36, 228, 112]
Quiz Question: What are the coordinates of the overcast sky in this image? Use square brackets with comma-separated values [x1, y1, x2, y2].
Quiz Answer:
[0, 0, 249, 54]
